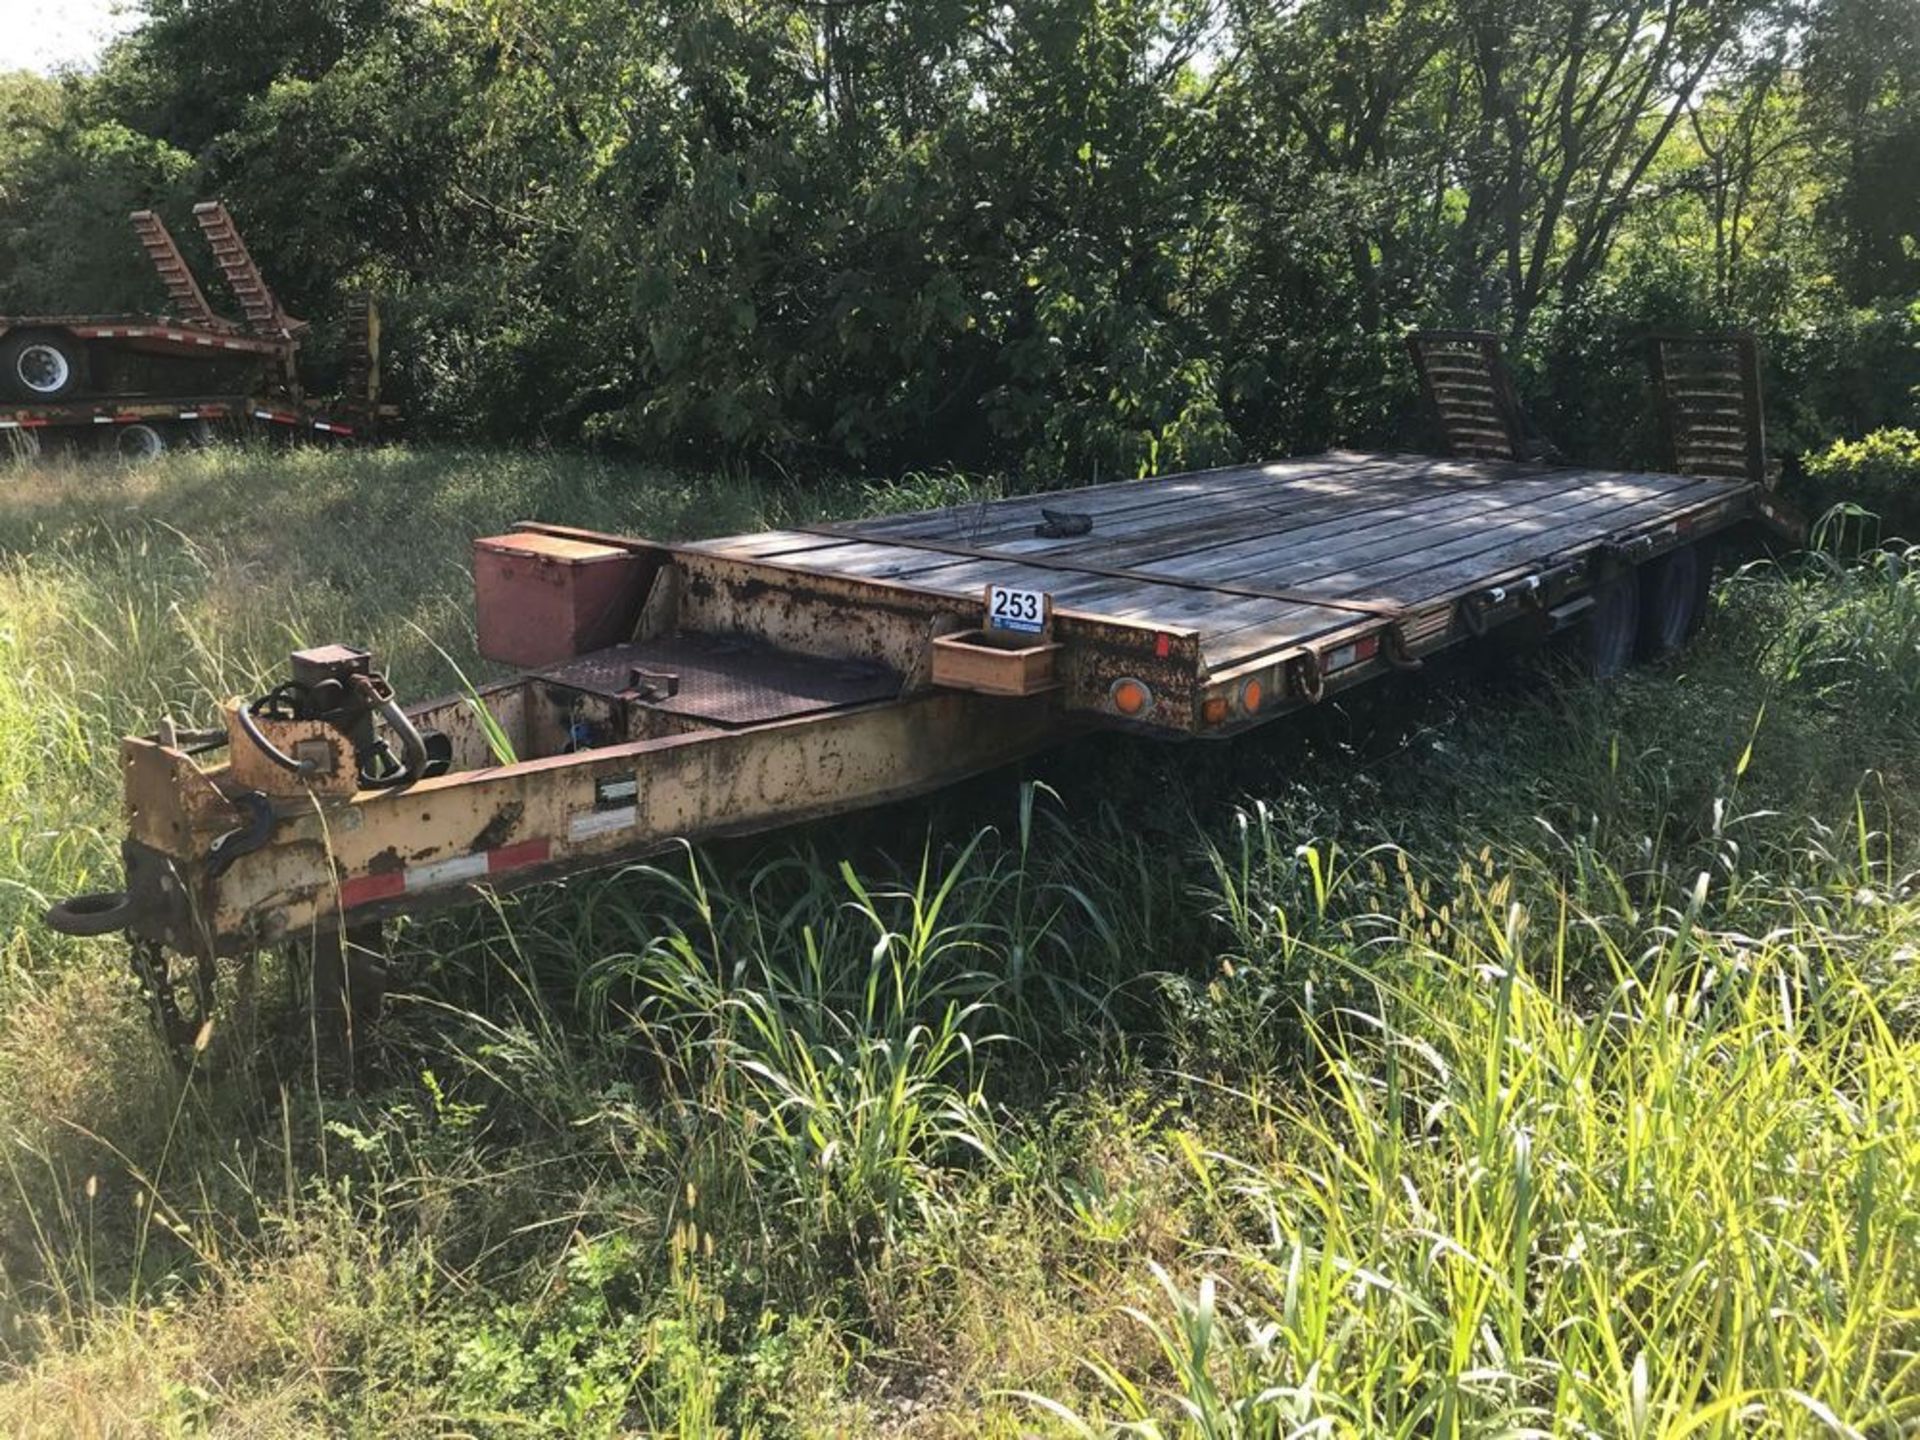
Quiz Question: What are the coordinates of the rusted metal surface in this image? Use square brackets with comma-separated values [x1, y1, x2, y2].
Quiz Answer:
[672, 548, 1203, 731]
[535, 633, 901, 726]
[1407, 331, 1530, 461]
[1648, 332, 1767, 485]
[129, 210, 230, 331]
[123, 736, 246, 859]
[473, 532, 653, 668]
[223, 701, 359, 798]
[58, 437, 1781, 1007]
[192, 202, 304, 340]
[405, 682, 529, 771]
[1, 201, 390, 443]
[137, 689, 1065, 954]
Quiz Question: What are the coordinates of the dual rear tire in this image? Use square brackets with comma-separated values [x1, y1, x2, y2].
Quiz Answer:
[1583, 543, 1711, 678]
[101, 419, 216, 461]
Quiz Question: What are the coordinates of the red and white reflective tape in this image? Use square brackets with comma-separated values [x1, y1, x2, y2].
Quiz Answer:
[72, 324, 271, 353]
[253, 408, 301, 426]
[2, 417, 50, 429]
[311, 419, 355, 436]
[1326, 633, 1383, 673]
[339, 837, 552, 910]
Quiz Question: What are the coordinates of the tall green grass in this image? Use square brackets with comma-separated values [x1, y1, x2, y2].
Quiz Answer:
[2, 451, 1919, 1435]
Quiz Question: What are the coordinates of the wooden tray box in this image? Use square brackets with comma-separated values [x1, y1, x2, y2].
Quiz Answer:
[931, 630, 1060, 697]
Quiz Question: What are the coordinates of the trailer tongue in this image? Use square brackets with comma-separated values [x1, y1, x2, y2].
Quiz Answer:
[44, 437, 1785, 1057]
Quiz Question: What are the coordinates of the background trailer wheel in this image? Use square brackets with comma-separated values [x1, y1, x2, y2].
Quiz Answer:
[1, 330, 89, 401]
[1637, 542, 1712, 658]
[105, 422, 169, 462]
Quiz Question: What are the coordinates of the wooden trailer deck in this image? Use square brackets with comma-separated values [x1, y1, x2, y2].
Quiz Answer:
[677, 450, 1755, 730]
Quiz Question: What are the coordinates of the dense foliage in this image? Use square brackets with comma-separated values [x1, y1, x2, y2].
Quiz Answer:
[2, 0, 1916, 475]
[1803, 425, 1920, 534]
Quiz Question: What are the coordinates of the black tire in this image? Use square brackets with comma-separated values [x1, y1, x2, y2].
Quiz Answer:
[1, 329, 88, 401]
[106, 422, 169, 462]
[1636, 542, 1712, 659]
[1584, 564, 1641, 679]
[44, 890, 137, 937]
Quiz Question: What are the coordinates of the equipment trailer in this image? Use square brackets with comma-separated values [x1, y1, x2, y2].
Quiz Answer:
[1, 203, 385, 460]
[47, 431, 1793, 1054]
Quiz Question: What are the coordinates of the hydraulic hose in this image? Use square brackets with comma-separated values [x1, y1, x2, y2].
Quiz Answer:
[236, 698, 321, 775]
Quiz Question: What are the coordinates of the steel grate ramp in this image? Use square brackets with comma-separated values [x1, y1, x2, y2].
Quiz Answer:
[534, 633, 902, 727]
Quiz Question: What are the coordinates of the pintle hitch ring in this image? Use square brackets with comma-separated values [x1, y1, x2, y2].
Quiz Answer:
[207, 790, 276, 878]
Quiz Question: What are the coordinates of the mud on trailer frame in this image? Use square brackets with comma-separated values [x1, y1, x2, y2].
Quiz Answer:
[44, 336, 1801, 1060]
[0, 203, 386, 460]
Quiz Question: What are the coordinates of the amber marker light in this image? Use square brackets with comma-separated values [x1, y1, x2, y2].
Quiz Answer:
[1110, 678, 1152, 717]
[1202, 696, 1230, 726]
[1239, 677, 1264, 715]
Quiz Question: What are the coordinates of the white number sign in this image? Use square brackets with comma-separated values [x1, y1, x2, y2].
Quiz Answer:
[986, 584, 1049, 635]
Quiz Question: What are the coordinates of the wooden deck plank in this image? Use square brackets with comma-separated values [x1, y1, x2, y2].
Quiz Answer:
[844, 454, 1340, 540]
[1039, 469, 1688, 607]
[1052, 474, 1733, 660]
[841, 450, 1533, 551]
[1197, 483, 1735, 663]
[672, 450, 1752, 679]
[892, 452, 1553, 553]
[763, 461, 1610, 601]
[1082, 480, 1685, 630]
[703, 452, 1430, 569]
[798, 466, 1692, 616]
[696, 450, 1574, 584]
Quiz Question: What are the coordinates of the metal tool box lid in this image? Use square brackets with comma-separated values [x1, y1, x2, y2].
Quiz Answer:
[474, 531, 634, 564]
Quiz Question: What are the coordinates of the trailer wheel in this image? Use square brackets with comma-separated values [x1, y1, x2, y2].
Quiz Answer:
[108, 422, 169, 462]
[2, 330, 87, 401]
[1583, 564, 1641, 679]
[1637, 542, 1711, 659]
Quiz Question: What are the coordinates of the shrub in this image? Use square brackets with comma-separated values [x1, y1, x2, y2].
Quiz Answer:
[1803, 427, 1920, 540]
